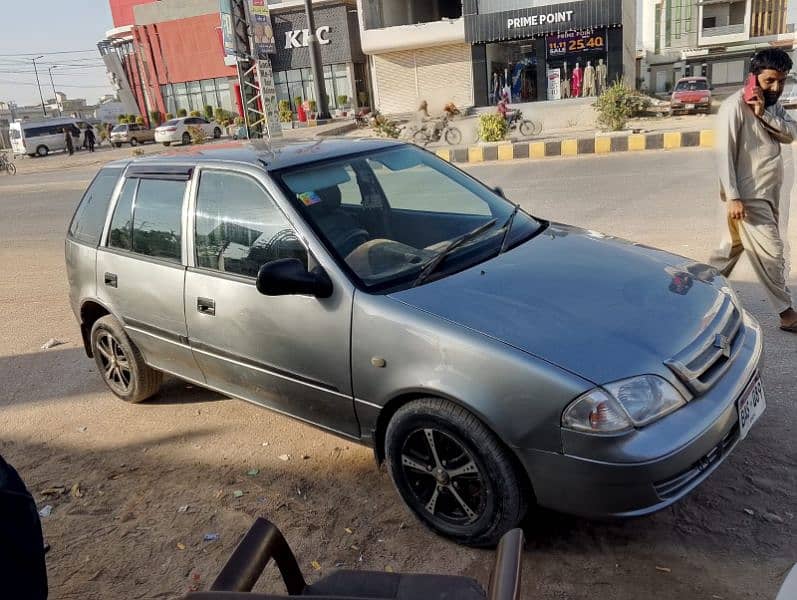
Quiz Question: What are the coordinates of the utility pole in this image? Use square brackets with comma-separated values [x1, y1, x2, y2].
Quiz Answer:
[31, 56, 47, 117]
[304, 0, 331, 120]
[48, 66, 61, 117]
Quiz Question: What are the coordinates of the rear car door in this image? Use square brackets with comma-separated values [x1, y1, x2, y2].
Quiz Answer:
[96, 166, 204, 382]
[184, 165, 358, 437]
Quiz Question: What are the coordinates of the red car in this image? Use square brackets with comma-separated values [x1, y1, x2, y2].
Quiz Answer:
[670, 76, 713, 115]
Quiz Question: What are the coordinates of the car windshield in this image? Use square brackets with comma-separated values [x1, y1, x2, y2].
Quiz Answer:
[675, 80, 708, 91]
[275, 145, 541, 292]
[112, 125, 127, 132]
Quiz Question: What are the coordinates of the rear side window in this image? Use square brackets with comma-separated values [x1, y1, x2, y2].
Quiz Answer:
[107, 177, 185, 263]
[133, 179, 185, 262]
[68, 168, 122, 246]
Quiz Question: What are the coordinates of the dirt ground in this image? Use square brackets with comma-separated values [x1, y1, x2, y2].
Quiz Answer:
[0, 149, 795, 600]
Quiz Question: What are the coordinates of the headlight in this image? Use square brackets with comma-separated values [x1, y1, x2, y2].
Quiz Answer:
[719, 282, 740, 307]
[562, 375, 686, 433]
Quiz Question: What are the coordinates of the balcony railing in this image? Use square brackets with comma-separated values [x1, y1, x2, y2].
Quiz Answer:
[702, 23, 746, 37]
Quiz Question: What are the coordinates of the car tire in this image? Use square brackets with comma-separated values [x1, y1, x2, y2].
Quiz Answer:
[182, 132, 191, 145]
[385, 397, 527, 547]
[130, 138, 139, 146]
[90, 315, 162, 403]
[114, 142, 122, 148]
[163, 142, 171, 147]
[35, 145, 48, 157]
[213, 127, 221, 139]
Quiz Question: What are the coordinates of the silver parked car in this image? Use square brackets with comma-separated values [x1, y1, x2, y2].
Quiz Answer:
[110, 123, 156, 147]
[65, 140, 765, 546]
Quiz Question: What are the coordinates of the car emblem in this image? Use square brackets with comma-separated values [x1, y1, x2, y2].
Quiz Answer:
[714, 334, 731, 358]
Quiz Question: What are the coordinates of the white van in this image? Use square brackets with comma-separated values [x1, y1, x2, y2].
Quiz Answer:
[10, 117, 96, 157]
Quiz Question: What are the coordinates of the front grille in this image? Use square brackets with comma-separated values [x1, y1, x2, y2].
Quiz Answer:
[653, 424, 739, 500]
[665, 295, 743, 395]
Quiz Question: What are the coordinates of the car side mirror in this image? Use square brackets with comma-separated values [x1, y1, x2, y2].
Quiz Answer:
[256, 258, 333, 298]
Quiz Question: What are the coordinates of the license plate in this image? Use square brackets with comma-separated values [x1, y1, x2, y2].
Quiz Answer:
[738, 375, 766, 439]
[685, 104, 695, 109]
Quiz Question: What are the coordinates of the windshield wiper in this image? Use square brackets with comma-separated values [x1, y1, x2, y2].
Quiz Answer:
[498, 203, 520, 254]
[412, 218, 498, 287]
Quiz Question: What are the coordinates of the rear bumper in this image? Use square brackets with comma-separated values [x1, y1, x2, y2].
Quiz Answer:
[155, 131, 181, 143]
[518, 312, 763, 518]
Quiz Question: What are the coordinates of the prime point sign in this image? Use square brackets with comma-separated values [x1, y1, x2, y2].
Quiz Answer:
[506, 10, 575, 29]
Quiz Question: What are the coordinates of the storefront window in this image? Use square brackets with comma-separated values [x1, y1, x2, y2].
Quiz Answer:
[187, 81, 202, 111]
[272, 64, 354, 112]
[173, 82, 188, 112]
[201, 80, 216, 109]
[215, 78, 232, 111]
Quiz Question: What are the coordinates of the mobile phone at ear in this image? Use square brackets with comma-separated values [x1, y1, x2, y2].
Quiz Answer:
[743, 73, 760, 102]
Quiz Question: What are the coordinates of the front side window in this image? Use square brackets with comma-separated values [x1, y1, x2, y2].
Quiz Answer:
[195, 170, 305, 277]
[276, 146, 541, 291]
[68, 167, 122, 246]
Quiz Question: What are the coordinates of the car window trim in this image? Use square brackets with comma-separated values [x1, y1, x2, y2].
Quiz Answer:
[186, 265, 257, 285]
[99, 245, 187, 269]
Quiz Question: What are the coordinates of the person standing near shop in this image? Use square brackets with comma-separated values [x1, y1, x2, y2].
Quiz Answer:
[711, 48, 797, 332]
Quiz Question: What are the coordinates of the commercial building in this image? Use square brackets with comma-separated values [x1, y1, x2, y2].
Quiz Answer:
[100, 0, 368, 126]
[641, 0, 795, 93]
[356, 0, 636, 115]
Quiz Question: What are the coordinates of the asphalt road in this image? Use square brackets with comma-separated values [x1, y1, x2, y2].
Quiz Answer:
[0, 148, 795, 600]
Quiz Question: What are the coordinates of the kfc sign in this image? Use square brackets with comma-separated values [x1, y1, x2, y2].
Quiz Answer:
[284, 26, 331, 49]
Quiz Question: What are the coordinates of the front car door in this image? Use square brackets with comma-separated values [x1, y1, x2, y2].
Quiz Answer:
[183, 164, 359, 438]
[96, 166, 204, 382]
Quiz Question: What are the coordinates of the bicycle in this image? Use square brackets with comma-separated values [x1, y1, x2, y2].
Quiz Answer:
[411, 115, 462, 147]
[0, 152, 16, 175]
[506, 109, 542, 137]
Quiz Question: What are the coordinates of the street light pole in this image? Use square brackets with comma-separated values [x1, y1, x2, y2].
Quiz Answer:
[48, 66, 61, 117]
[303, 0, 330, 120]
[31, 56, 47, 117]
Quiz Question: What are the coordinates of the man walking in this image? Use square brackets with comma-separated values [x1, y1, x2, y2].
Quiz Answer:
[712, 48, 797, 332]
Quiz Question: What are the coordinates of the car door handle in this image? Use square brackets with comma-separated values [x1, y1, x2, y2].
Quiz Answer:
[197, 297, 216, 316]
[104, 272, 117, 288]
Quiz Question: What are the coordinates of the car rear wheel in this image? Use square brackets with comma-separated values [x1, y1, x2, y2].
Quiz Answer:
[130, 137, 139, 146]
[213, 127, 221, 139]
[90, 315, 162, 403]
[36, 145, 48, 157]
[114, 142, 122, 148]
[385, 397, 527, 547]
[182, 132, 191, 145]
[163, 142, 171, 147]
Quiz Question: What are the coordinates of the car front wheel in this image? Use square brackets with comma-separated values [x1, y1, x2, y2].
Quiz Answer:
[213, 127, 221, 139]
[90, 315, 162, 403]
[385, 397, 527, 547]
[182, 132, 191, 145]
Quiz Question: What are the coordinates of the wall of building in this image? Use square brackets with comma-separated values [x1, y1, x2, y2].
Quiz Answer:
[109, 0, 156, 28]
[133, 0, 219, 25]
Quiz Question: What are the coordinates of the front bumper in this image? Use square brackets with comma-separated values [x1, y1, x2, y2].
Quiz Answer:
[519, 312, 763, 518]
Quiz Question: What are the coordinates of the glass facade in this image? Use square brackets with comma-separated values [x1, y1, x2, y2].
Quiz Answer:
[161, 77, 233, 114]
[274, 63, 352, 111]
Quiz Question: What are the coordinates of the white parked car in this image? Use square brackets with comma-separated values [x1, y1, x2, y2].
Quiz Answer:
[154, 117, 223, 146]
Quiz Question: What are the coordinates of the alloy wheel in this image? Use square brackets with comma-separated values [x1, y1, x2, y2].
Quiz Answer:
[95, 332, 132, 395]
[399, 427, 486, 526]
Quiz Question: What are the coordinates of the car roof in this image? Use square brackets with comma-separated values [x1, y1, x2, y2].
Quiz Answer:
[104, 138, 404, 172]
[676, 76, 708, 82]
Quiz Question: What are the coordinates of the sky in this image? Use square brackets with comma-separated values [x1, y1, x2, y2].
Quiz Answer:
[0, 1, 115, 107]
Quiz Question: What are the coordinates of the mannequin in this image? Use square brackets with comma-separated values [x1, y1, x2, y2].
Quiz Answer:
[582, 60, 596, 96]
[571, 62, 582, 98]
[596, 58, 608, 95]
[561, 61, 570, 99]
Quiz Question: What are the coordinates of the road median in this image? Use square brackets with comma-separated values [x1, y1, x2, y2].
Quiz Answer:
[434, 129, 715, 164]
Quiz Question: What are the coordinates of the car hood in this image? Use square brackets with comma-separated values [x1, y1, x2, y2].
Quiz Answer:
[389, 223, 726, 385]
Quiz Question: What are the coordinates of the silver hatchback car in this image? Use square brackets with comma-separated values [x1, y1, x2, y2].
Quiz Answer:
[65, 140, 764, 546]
